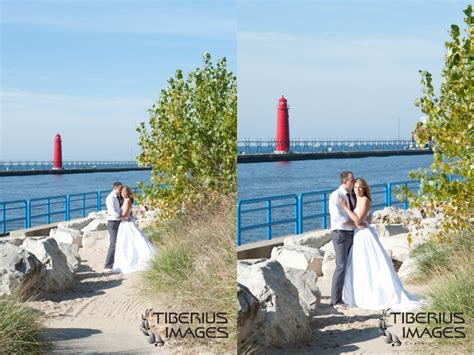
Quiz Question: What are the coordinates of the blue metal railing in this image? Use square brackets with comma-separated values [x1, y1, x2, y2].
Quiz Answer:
[237, 179, 422, 245]
[237, 194, 298, 246]
[0, 187, 141, 235]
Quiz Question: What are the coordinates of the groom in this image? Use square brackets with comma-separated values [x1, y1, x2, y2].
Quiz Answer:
[328, 171, 356, 308]
[104, 181, 125, 272]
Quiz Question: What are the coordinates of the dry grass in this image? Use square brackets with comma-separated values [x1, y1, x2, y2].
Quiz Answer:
[411, 228, 473, 351]
[0, 291, 51, 354]
[143, 193, 236, 352]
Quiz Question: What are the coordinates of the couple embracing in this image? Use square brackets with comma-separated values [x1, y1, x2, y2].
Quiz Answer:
[329, 171, 420, 311]
[104, 182, 157, 274]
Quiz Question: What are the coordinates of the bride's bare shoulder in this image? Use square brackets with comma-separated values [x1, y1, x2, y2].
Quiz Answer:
[359, 196, 370, 204]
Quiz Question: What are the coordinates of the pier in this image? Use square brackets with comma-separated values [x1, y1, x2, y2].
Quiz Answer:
[0, 161, 150, 176]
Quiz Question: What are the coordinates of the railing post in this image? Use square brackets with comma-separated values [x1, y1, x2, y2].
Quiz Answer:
[236, 201, 241, 246]
[66, 196, 71, 221]
[298, 194, 303, 234]
[387, 183, 392, 207]
[47, 198, 51, 224]
[1, 203, 5, 234]
[266, 200, 272, 240]
[82, 193, 86, 217]
[293, 196, 298, 235]
[322, 193, 328, 229]
[27, 200, 31, 228]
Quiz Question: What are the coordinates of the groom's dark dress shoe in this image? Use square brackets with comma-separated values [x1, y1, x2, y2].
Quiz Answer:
[330, 302, 348, 309]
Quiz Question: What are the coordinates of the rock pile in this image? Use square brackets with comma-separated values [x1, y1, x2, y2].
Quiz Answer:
[0, 206, 159, 296]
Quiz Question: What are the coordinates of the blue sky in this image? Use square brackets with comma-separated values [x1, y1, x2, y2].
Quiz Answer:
[1, 0, 236, 160]
[237, 0, 469, 140]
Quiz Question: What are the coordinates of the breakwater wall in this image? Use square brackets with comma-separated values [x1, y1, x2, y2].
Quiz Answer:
[0, 167, 151, 177]
[237, 149, 432, 164]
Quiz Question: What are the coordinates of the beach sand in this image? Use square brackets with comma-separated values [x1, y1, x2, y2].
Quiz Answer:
[27, 247, 170, 353]
[262, 277, 433, 355]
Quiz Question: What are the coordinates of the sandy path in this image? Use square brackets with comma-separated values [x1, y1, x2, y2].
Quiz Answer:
[27, 247, 168, 354]
[263, 276, 429, 355]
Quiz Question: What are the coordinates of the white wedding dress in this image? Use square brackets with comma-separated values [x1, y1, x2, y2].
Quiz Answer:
[342, 208, 421, 311]
[113, 212, 157, 274]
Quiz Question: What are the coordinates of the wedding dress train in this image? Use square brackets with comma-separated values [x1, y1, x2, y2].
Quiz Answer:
[342, 209, 421, 311]
[113, 217, 157, 274]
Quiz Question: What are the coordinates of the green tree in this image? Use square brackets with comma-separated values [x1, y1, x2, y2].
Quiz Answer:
[406, 5, 473, 239]
[137, 53, 237, 219]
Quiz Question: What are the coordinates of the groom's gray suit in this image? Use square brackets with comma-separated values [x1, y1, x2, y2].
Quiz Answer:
[328, 186, 356, 305]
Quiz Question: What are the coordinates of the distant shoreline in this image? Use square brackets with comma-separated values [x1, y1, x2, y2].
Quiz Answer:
[237, 149, 433, 163]
[0, 167, 151, 177]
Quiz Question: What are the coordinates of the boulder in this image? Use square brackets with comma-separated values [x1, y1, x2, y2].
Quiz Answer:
[81, 218, 107, 233]
[398, 257, 421, 282]
[378, 233, 412, 262]
[321, 250, 336, 279]
[87, 211, 108, 220]
[57, 242, 81, 272]
[372, 224, 408, 237]
[320, 240, 335, 254]
[82, 230, 109, 250]
[50, 227, 83, 247]
[283, 267, 321, 318]
[0, 243, 42, 296]
[237, 259, 312, 347]
[284, 229, 332, 249]
[58, 217, 93, 231]
[271, 245, 324, 276]
[237, 283, 264, 344]
[0, 236, 26, 247]
[21, 237, 75, 292]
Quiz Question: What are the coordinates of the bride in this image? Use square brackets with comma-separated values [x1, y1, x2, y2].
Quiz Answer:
[338, 178, 420, 311]
[113, 186, 157, 273]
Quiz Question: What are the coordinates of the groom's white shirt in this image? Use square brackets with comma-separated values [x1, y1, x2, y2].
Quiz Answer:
[329, 186, 353, 231]
[106, 192, 121, 221]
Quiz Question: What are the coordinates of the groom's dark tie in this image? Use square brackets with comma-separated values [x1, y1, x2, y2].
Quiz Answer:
[346, 193, 355, 211]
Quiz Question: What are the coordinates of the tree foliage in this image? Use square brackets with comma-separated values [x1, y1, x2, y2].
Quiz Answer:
[406, 5, 473, 239]
[136, 53, 237, 219]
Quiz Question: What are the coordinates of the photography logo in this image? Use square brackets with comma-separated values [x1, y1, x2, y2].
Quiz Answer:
[378, 308, 467, 347]
[139, 308, 229, 347]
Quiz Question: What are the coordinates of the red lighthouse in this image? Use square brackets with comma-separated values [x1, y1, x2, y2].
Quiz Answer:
[275, 95, 290, 153]
[53, 133, 63, 170]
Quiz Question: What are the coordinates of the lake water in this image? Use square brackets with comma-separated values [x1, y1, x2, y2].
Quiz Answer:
[0, 171, 152, 202]
[237, 154, 433, 244]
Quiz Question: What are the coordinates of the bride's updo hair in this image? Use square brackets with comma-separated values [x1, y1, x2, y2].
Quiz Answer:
[355, 178, 372, 201]
[122, 186, 134, 204]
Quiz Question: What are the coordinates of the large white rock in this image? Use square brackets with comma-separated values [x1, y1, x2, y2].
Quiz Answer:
[82, 230, 109, 250]
[0, 236, 26, 247]
[271, 245, 324, 276]
[398, 257, 421, 282]
[50, 227, 83, 247]
[237, 259, 312, 347]
[378, 233, 411, 262]
[58, 217, 92, 231]
[321, 250, 336, 279]
[87, 211, 108, 220]
[283, 267, 321, 318]
[284, 229, 332, 249]
[81, 218, 107, 233]
[237, 283, 264, 345]
[21, 237, 75, 292]
[0, 243, 42, 296]
[57, 242, 81, 272]
[320, 240, 335, 254]
[372, 224, 408, 237]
